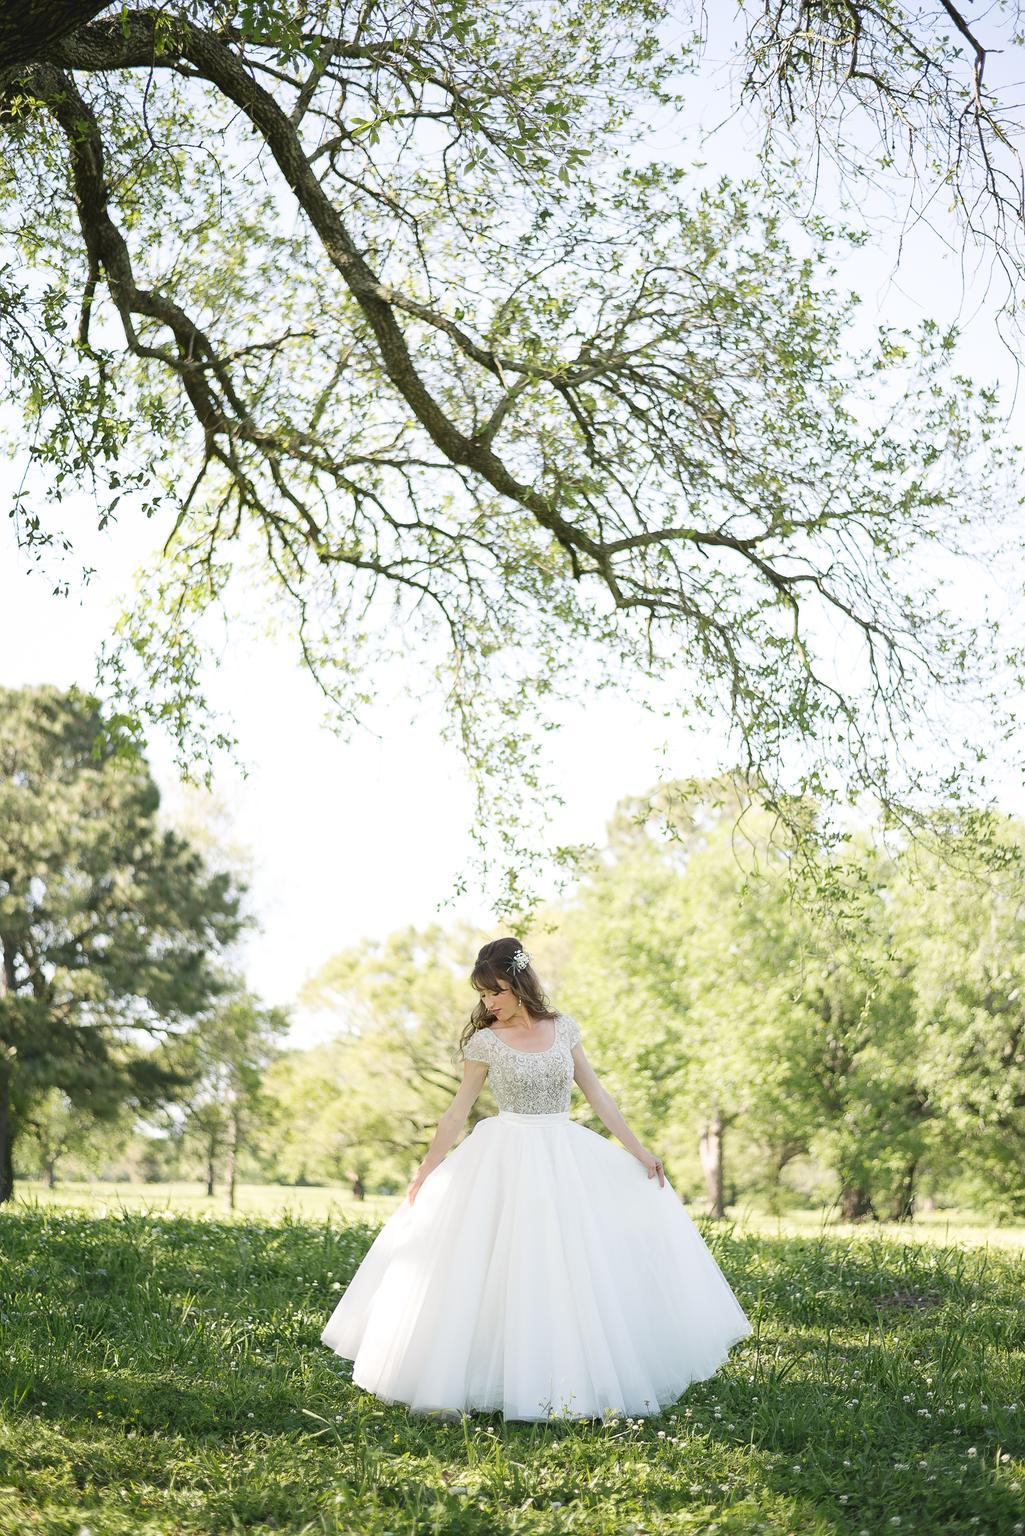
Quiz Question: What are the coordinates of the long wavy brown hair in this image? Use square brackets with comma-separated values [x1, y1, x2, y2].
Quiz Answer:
[459, 937, 557, 1052]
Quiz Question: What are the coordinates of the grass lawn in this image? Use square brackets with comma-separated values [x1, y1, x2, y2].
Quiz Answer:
[1, 1184, 1023, 1535]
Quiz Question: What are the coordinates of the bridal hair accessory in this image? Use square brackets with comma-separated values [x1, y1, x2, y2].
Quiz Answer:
[509, 947, 531, 973]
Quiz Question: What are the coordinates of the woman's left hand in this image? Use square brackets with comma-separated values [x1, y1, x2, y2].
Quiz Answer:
[636, 1148, 665, 1187]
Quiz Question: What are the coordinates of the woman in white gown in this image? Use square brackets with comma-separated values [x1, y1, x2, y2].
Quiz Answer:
[320, 937, 753, 1421]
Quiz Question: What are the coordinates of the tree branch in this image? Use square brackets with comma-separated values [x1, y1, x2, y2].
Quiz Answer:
[0, 0, 111, 73]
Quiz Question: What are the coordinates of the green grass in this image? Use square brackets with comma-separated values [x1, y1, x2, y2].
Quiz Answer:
[1, 1190, 1024, 1535]
[13, 1177, 401, 1227]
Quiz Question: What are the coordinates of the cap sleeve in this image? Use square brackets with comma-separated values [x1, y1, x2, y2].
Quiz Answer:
[461, 1028, 493, 1065]
[560, 1013, 581, 1048]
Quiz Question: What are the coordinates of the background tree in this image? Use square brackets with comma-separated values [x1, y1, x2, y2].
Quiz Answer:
[263, 1039, 412, 1197]
[556, 777, 954, 1222]
[173, 1059, 228, 1198]
[22, 1088, 100, 1189]
[792, 846, 934, 1224]
[0, 684, 244, 1201]
[890, 813, 1025, 1221]
[160, 984, 290, 1206]
[288, 920, 497, 1188]
[0, 2, 1019, 920]
[557, 781, 824, 1214]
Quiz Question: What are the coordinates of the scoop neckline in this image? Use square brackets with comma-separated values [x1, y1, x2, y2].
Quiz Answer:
[487, 1014, 561, 1055]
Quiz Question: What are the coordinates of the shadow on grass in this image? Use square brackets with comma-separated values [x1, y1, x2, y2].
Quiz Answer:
[2, 1205, 1024, 1534]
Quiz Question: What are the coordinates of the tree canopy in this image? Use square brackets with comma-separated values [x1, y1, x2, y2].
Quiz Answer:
[3, 2, 1023, 916]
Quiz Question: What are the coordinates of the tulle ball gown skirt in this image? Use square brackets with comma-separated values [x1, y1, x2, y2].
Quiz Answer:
[320, 1110, 753, 1422]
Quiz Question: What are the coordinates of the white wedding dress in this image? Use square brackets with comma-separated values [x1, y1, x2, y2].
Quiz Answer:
[320, 1012, 753, 1421]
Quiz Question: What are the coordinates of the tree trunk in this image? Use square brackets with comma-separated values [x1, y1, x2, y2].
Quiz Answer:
[0, 1066, 12, 1204]
[840, 1180, 877, 1222]
[44, 1157, 58, 1189]
[0, 932, 15, 1204]
[698, 1109, 725, 1219]
[347, 1170, 365, 1201]
[205, 1136, 217, 1198]
[886, 1157, 917, 1222]
[225, 1101, 239, 1211]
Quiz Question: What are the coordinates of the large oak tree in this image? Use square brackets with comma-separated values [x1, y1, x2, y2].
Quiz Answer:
[2, 2, 1022, 915]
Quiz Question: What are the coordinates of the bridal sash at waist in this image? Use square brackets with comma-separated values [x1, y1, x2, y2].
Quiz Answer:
[496, 1110, 571, 1124]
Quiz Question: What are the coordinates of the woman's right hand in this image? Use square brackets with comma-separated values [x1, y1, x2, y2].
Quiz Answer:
[406, 1168, 428, 1206]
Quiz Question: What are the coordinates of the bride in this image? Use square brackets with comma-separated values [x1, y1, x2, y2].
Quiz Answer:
[320, 936, 753, 1421]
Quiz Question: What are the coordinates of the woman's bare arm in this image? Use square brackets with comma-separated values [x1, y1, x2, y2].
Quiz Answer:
[572, 1044, 665, 1186]
[407, 1060, 488, 1203]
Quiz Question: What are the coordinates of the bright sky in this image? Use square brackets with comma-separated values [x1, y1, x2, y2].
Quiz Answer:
[3, 20, 1024, 1046]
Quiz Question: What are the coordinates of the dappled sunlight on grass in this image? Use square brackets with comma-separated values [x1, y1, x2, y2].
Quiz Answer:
[1, 1198, 1023, 1533]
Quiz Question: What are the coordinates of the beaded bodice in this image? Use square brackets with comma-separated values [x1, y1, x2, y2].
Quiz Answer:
[460, 1012, 581, 1114]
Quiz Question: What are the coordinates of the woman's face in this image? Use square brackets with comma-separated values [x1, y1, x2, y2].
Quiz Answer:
[475, 979, 519, 1024]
